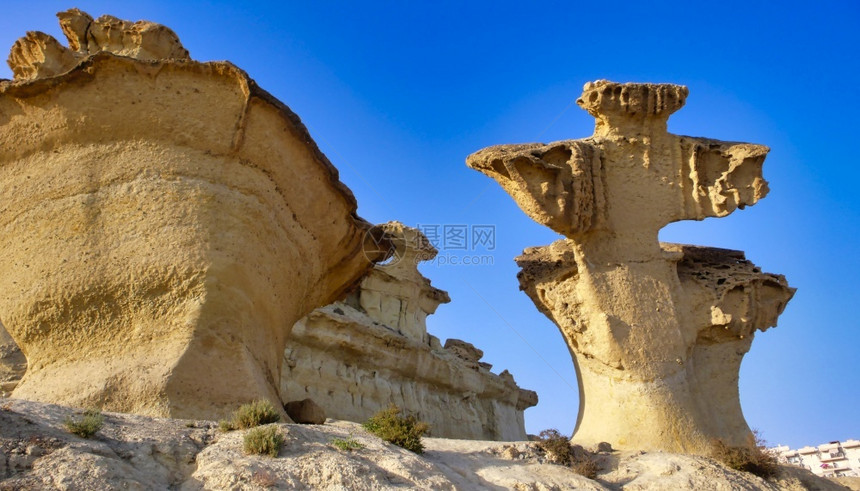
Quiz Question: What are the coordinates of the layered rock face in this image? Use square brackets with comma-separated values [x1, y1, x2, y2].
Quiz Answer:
[467, 80, 795, 453]
[0, 10, 382, 418]
[281, 223, 538, 441]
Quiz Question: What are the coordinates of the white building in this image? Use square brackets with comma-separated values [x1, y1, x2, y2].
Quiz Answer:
[772, 439, 860, 478]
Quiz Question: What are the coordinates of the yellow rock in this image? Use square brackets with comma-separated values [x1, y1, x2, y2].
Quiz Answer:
[0, 10, 382, 419]
[468, 80, 795, 454]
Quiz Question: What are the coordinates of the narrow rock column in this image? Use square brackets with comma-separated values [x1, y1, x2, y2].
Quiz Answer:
[467, 81, 795, 453]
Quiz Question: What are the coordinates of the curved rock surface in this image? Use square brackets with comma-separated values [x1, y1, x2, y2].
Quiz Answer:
[0, 10, 383, 419]
[468, 80, 795, 454]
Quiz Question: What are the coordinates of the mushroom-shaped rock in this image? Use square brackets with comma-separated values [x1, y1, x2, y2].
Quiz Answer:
[468, 80, 795, 454]
[0, 11, 384, 419]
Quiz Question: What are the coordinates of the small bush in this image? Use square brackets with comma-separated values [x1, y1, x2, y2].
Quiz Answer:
[711, 430, 779, 480]
[536, 429, 573, 466]
[233, 400, 281, 430]
[363, 405, 429, 454]
[219, 400, 280, 432]
[64, 408, 104, 438]
[243, 425, 284, 457]
[331, 435, 364, 451]
[536, 428, 600, 479]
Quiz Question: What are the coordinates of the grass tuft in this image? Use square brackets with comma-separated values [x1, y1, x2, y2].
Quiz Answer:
[331, 435, 365, 451]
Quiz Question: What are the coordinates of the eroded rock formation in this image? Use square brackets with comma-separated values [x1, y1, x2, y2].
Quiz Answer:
[467, 80, 795, 453]
[0, 10, 384, 418]
[281, 222, 538, 441]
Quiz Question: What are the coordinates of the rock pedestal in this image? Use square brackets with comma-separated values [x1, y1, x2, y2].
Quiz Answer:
[0, 10, 383, 418]
[468, 81, 795, 453]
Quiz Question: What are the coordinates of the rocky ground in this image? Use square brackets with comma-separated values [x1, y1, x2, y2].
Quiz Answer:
[0, 399, 853, 490]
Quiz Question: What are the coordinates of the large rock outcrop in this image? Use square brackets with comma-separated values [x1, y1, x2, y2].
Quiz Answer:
[281, 222, 538, 441]
[0, 10, 385, 419]
[467, 80, 795, 453]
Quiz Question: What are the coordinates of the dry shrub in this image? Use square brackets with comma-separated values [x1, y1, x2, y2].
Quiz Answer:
[536, 429, 600, 479]
[363, 405, 429, 454]
[711, 430, 779, 480]
[537, 429, 574, 465]
[243, 425, 284, 457]
[571, 457, 601, 480]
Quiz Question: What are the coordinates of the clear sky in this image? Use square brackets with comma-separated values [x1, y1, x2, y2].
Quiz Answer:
[2, 1, 857, 449]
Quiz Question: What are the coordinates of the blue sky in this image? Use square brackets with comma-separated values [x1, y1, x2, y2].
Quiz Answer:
[2, 1, 857, 449]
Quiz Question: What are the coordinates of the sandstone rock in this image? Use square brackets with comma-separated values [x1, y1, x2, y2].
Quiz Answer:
[467, 80, 795, 454]
[284, 398, 326, 425]
[282, 224, 537, 441]
[0, 11, 385, 419]
[8, 8, 189, 81]
[0, 321, 26, 394]
[444, 338, 484, 363]
[356, 221, 450, 343]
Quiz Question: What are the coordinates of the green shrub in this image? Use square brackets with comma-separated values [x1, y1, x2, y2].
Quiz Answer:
[64, 408, 104, 438]
[536, 428, 600, 479]
[331, 435, 364, 451]
[219, 399, 280, 432]
[243, 425, 284, 457]
[711, 431, 778, 480]
[363, 405, 429, 454]
[234, 399, 281, 429]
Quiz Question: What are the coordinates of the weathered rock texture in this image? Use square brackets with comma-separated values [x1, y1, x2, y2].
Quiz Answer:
[281, 223, 538, 441]
[0, 399, 844, 490]
[0, 322, 25, 394]
[467, 80, 795, 453]
[0, 10, 383, 419]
